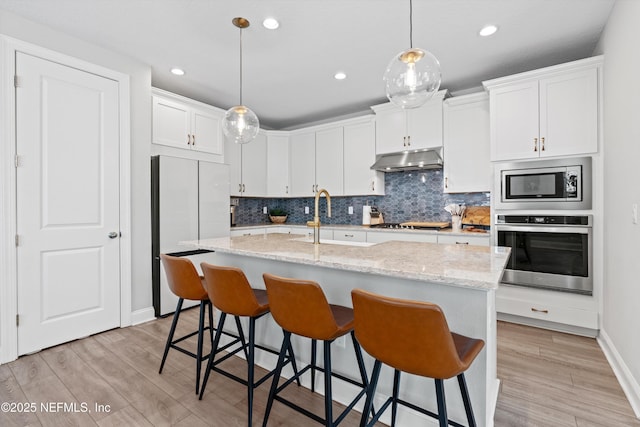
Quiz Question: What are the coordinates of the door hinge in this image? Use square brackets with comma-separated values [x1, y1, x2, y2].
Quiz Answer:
[14, 75, 21, 88]
[16, 314, 19, 327]
[15, 155, 21, 168]
[15, 235, 19, 246]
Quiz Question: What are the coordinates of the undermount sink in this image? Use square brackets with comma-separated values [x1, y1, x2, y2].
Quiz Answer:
[291, 237, 377, 247]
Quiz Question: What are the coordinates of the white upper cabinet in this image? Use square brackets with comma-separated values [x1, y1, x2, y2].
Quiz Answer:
[226, 132, 267, 197]
[152, 89, 224, 159]
[266, 132, 290, 197]
[443, 93, 491, 193]
[343, 118, 384, 195]
[315, 126, 344, 195]
[371, 90, 448, 154]
[484, 57, 601, 161]
[289, 131, 316, 197]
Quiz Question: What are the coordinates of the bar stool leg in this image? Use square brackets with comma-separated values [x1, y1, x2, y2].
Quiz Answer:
[195, 300, 207, 394]
[247, 317, 256, 427]
[434, 379, 448, 427]
[360, 360, 382, 427]
[199, 312, 228, 400]
[159, 298, 184, 374]
[458, 373, 477, 427]
[323, 340, 333, 427]
[262, 331, 292, 427]
[235, 316, 249, 360]
[391, 369, 401, 427]
[207, 301, 214, 344]
[311, 339, 317, 393]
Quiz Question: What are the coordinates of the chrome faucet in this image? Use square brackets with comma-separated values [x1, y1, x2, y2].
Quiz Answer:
[306, 188, 331, 244]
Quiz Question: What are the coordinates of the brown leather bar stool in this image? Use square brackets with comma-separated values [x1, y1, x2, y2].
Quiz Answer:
[351, 288, 485, 427]
[158, 254, 214, 395]
[262, 273, 371, 427]
[198, 263, 300, 427]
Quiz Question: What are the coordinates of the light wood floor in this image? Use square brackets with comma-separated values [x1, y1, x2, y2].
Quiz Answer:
[1, 309, 638, 426]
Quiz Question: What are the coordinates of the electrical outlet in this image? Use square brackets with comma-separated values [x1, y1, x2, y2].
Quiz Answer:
[335, 335, 346, 348]
[263, 206, 268, 214]
[633, 204, 638, 225]
[305, 206, 309, 214]
[348, 206, 353, 215]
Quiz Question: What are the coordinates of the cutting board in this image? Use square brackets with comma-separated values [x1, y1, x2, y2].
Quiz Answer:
[462, 206, 491, 226]
[400, 221, 451, 229]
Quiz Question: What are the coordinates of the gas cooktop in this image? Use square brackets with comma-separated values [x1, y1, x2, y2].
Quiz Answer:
[369, 222, 450, 230]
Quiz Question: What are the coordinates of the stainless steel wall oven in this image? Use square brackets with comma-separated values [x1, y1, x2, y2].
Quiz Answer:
[495, 215, 593, 295]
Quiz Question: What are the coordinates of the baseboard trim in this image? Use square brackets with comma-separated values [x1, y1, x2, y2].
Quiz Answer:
[130, 307, 156, 326]
[598, 328, 640, 418]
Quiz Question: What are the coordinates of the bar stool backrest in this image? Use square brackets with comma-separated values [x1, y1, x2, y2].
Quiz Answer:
[200, 263, 264, 317]
[263, 273, 339, 341]
[160, 254, 208, 300]
[352, 288, 471, 379]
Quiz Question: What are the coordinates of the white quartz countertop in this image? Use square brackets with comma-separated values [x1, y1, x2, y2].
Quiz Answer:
[183, 233, 509, 291]
[232, 223, 490, 237]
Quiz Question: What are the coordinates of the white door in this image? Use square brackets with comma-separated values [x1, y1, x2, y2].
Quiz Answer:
[16, 52, 121, 355]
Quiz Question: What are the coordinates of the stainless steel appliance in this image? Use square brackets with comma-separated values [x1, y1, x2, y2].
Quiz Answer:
[495, 214, 592, 295]
[495, 157, 591, 210]
[151, 156, 230, 316]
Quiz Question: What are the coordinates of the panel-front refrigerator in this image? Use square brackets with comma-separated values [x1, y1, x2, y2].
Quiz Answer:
[151, 155, 229, 316]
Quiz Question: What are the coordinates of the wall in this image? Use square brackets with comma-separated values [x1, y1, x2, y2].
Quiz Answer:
[594, 0, 640, 415]
[0, 10, 153, 313]
[235, 169, 490, 225]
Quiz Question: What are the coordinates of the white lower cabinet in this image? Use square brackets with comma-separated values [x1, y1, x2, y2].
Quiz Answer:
[496, 284, 598, 332]
[437, 234, 490, 246]
[230, 227, 265, 237]
[332, 230, 367, 242]
[366, 231, 437, 244]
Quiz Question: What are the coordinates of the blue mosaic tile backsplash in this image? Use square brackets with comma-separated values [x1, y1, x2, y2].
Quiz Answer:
[234, 169, 490, 226]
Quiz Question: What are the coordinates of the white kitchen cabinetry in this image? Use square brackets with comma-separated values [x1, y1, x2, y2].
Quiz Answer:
[496, 284, 598, 334]
[443, 93, 491, 193]
[266, 132, 290, 197]
[343, 118, 384, 195]
[152, 89, 224, 158]
[226, 132, 267, 197]
[437, 233, 489, 246]
[371, 90, 448, 155]
[366, 231, 437, 244]
[289, 131, 316, 197]
[315, 126, 344, 195]
[484, 57, 601, 161]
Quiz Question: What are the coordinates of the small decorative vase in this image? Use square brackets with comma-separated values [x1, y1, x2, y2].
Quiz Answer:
[269, 215, 288, 224]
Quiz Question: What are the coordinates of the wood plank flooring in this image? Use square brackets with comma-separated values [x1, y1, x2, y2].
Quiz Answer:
[1, 310, 638, 426]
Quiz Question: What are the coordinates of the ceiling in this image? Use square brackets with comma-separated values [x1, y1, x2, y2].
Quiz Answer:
[0, 0, 615, 130]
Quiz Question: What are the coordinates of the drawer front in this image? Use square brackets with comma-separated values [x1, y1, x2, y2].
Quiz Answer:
[437, 234, 489, 246]
[366, 231, 437, 244]
[496, 295, 598, 329]
[230, 228, 265, 237]
[332, 230, 367, 242]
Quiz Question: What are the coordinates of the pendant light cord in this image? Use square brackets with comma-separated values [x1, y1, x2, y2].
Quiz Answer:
[409, 0, 413, 49]
[239, 27, 243, 105]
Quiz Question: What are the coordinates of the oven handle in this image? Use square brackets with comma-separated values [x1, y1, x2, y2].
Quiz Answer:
[495, 225, 592, 234]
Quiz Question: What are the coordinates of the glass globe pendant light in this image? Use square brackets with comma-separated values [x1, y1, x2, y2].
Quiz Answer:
[383, 0, 441, 109]
[223, 17, 259, 144]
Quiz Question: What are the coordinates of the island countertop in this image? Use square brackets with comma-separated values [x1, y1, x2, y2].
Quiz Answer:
[183, 233, 509, 291]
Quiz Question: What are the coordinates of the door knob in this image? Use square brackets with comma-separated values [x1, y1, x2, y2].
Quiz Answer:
[108, 232, 119, 239]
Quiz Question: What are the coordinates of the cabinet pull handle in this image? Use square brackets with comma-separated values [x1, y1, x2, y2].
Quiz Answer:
[403, 136, 406, 147]
[445, 177, 448, 189]
[531, 307, 549, 314]
[187, 134, 191, 145]
[371, 181, 375, 191]
[243, 233, 251, 236]
[455, 241, 469, 245]
[407, 135, 411, 146]
[541, 137, 545, 151]
[312, 185, 315, 193]
[533, 137, 538, 152]
[242, 184, 246, 192]
[286, 185, 289, 194]
[192, 134, 195, 145]
[345, 234, 354, 238]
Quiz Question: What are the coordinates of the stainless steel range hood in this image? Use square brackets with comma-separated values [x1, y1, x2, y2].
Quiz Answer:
[370, 149, 443, 172]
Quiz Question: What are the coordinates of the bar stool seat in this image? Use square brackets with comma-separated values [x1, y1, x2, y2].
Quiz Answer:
[351, 288, 484, 427]
[198, 263, 299, 427]
[262, 273, 371, 427]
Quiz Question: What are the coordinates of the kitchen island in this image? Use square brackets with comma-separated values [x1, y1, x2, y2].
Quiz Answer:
[183, 233, 510, 427]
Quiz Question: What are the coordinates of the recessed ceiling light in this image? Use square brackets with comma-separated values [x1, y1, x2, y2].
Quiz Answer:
[170, 68, 185, 76]
[334, 72, 347, 80]
[263, 18, 279, 30]
[479, 25, 498, 37]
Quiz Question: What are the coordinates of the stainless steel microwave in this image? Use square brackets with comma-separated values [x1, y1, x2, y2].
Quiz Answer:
[495, 157, 592, 210]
